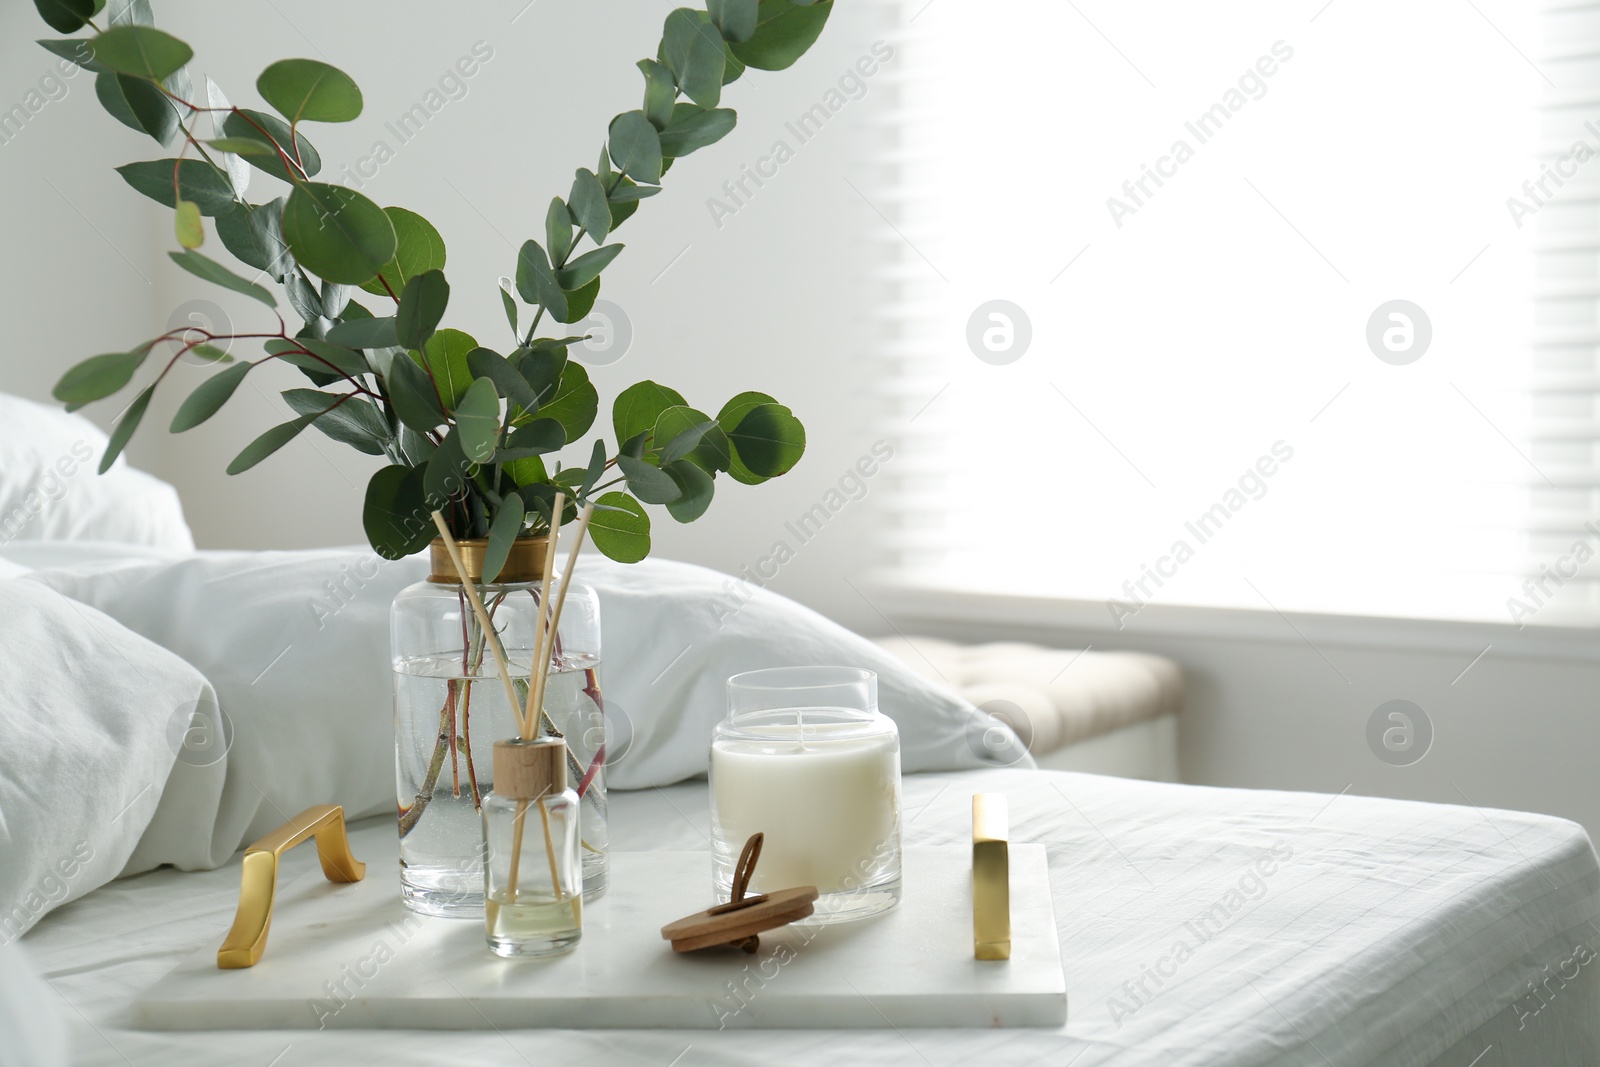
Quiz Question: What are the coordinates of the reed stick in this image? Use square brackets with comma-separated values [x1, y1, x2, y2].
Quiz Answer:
[430, 512, 527, 737]
[541, 502, 596, 687]
[522, 492, 565, 739]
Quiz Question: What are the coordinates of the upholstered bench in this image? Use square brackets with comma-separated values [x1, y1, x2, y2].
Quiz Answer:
[873, 636, 1183, 781]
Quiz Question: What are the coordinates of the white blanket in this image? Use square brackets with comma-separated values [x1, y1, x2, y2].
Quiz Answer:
[21, 769, 1600, 1066]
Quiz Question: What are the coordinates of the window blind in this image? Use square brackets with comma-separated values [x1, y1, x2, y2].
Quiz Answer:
[873, 0, 1599, 626]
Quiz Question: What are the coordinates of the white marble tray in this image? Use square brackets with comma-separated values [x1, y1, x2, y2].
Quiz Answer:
[134, 846, 1066, 1030]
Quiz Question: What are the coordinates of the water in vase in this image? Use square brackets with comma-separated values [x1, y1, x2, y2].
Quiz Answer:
[394, 650, 609, 916]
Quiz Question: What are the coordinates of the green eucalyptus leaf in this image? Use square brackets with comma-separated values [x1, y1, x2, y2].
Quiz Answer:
[200, 75, 252, 197]
[618, 454, 682, 504]
[661, 9, 699, 90]
[282, 272, 322, 324]
[499, 280, 519, 339]
[282, 388, 390, 455]
[116, 159, 235, 216]
[364, 464, 434, 560]
[54, 350, 147, 408]
[222, 109, 322, 182]
[567, 168, 611, 245]
[497, 419, 565, 460]
[299, 338, 369, 379]
[170, 361, 250, 432]
[399, 425, 436, 467]
[188, 343, 231, 363]
[554, 276, 600, 325]
[717, 390, 783, 483]
[226, 410, 319, 474]
[96, 72, 179, 144]
[361, 206, 446, 296]
[453, 377, 501, 464]
[661, 8, 725, 107]
[257, 58, 363, 124]
[38, 38, 105, 72]
[729, 0, 832, 70]
[325, 316, 399, 349]
[537, 360, 598, 441]
[727, 401, 806, 478]
[35, 0, 100, 34]
[515, 239, 567, 321]
[613, 380, 687, 445]
[422, 428, 472, 507]
[467, 347, 539, 414]
[282, 182, 396, 284]
[655, 409, 730, 471]
[664, 459, 715, 522]
[709, 0, 759, 41]
[659, 105, 737, 157]
[555, 244, 622, 292]
[99, 385, 153, 474]
[216, 198, 292, 279]
[167, 249, 277, 307]
[580, 438, 609, 499]
[606, 179, 661, 203]
[481, 495, 525, 584]
[385, 350, 445, 433]
[512, 346, 564, 409]
[506, 453, 548, 489]
[419, 328, 476, 408]
[588, 491, 651, 563]
[545, 197, 572, 266]
[395, 268, 449, 350]
[88, 25, 191, 80]
[722, 38, 746, 84]
[95, 71, 147, 135]
[716, 390, 780, 429]
[320, 279, 351, 318]
[174, 199, 203, 249]
[619, 430, 649, 459]
[607, 110, 662, 184]
[266, 337, 368, 380]
[637, 58, 676, 130]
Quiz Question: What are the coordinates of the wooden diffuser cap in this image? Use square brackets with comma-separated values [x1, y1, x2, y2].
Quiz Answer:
[493, 737, 567, 800]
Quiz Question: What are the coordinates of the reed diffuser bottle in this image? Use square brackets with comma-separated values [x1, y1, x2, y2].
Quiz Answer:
[482, 737, 582, 958]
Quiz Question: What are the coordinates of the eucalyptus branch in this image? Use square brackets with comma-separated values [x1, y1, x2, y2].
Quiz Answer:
[42, 0, 829, 563]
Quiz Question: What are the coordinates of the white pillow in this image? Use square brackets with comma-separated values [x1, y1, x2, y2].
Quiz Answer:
[0, 393, 193, 552]
[580, 555, 1034, 785]
[30, 550, 1027, 854]
[0, 580, 228, 943]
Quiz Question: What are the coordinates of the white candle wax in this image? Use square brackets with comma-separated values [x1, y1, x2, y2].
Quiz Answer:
[711, 717, 902, 894]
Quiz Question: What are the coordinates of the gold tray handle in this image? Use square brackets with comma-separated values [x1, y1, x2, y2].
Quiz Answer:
[217, 804, 366, 969]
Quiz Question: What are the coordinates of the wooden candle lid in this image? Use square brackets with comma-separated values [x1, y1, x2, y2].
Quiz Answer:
[660, 833, 819, 953]
[493, 737, 567, 800]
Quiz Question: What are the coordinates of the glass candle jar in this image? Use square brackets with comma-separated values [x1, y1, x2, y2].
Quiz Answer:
[482, 737, 582, 958]
[710, 666, 903, 924]
[391, 536, 609, 917]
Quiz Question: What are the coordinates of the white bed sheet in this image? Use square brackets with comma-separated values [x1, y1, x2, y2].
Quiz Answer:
[21, 768, 1600, 1067]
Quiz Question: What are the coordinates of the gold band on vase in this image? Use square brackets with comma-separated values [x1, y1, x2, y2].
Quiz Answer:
[427, 536, 549, 585]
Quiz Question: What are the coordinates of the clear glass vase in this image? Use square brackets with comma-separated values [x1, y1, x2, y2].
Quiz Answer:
[391, 536, 608, 917]
[710, 666, 903, 924]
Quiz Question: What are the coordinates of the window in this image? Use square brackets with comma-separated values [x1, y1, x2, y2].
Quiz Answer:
[876, 0, 1599, 626]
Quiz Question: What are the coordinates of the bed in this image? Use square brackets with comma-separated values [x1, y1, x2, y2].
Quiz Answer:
[15, 770, 1598, 1066]
[2, 399, 1598, 1066]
